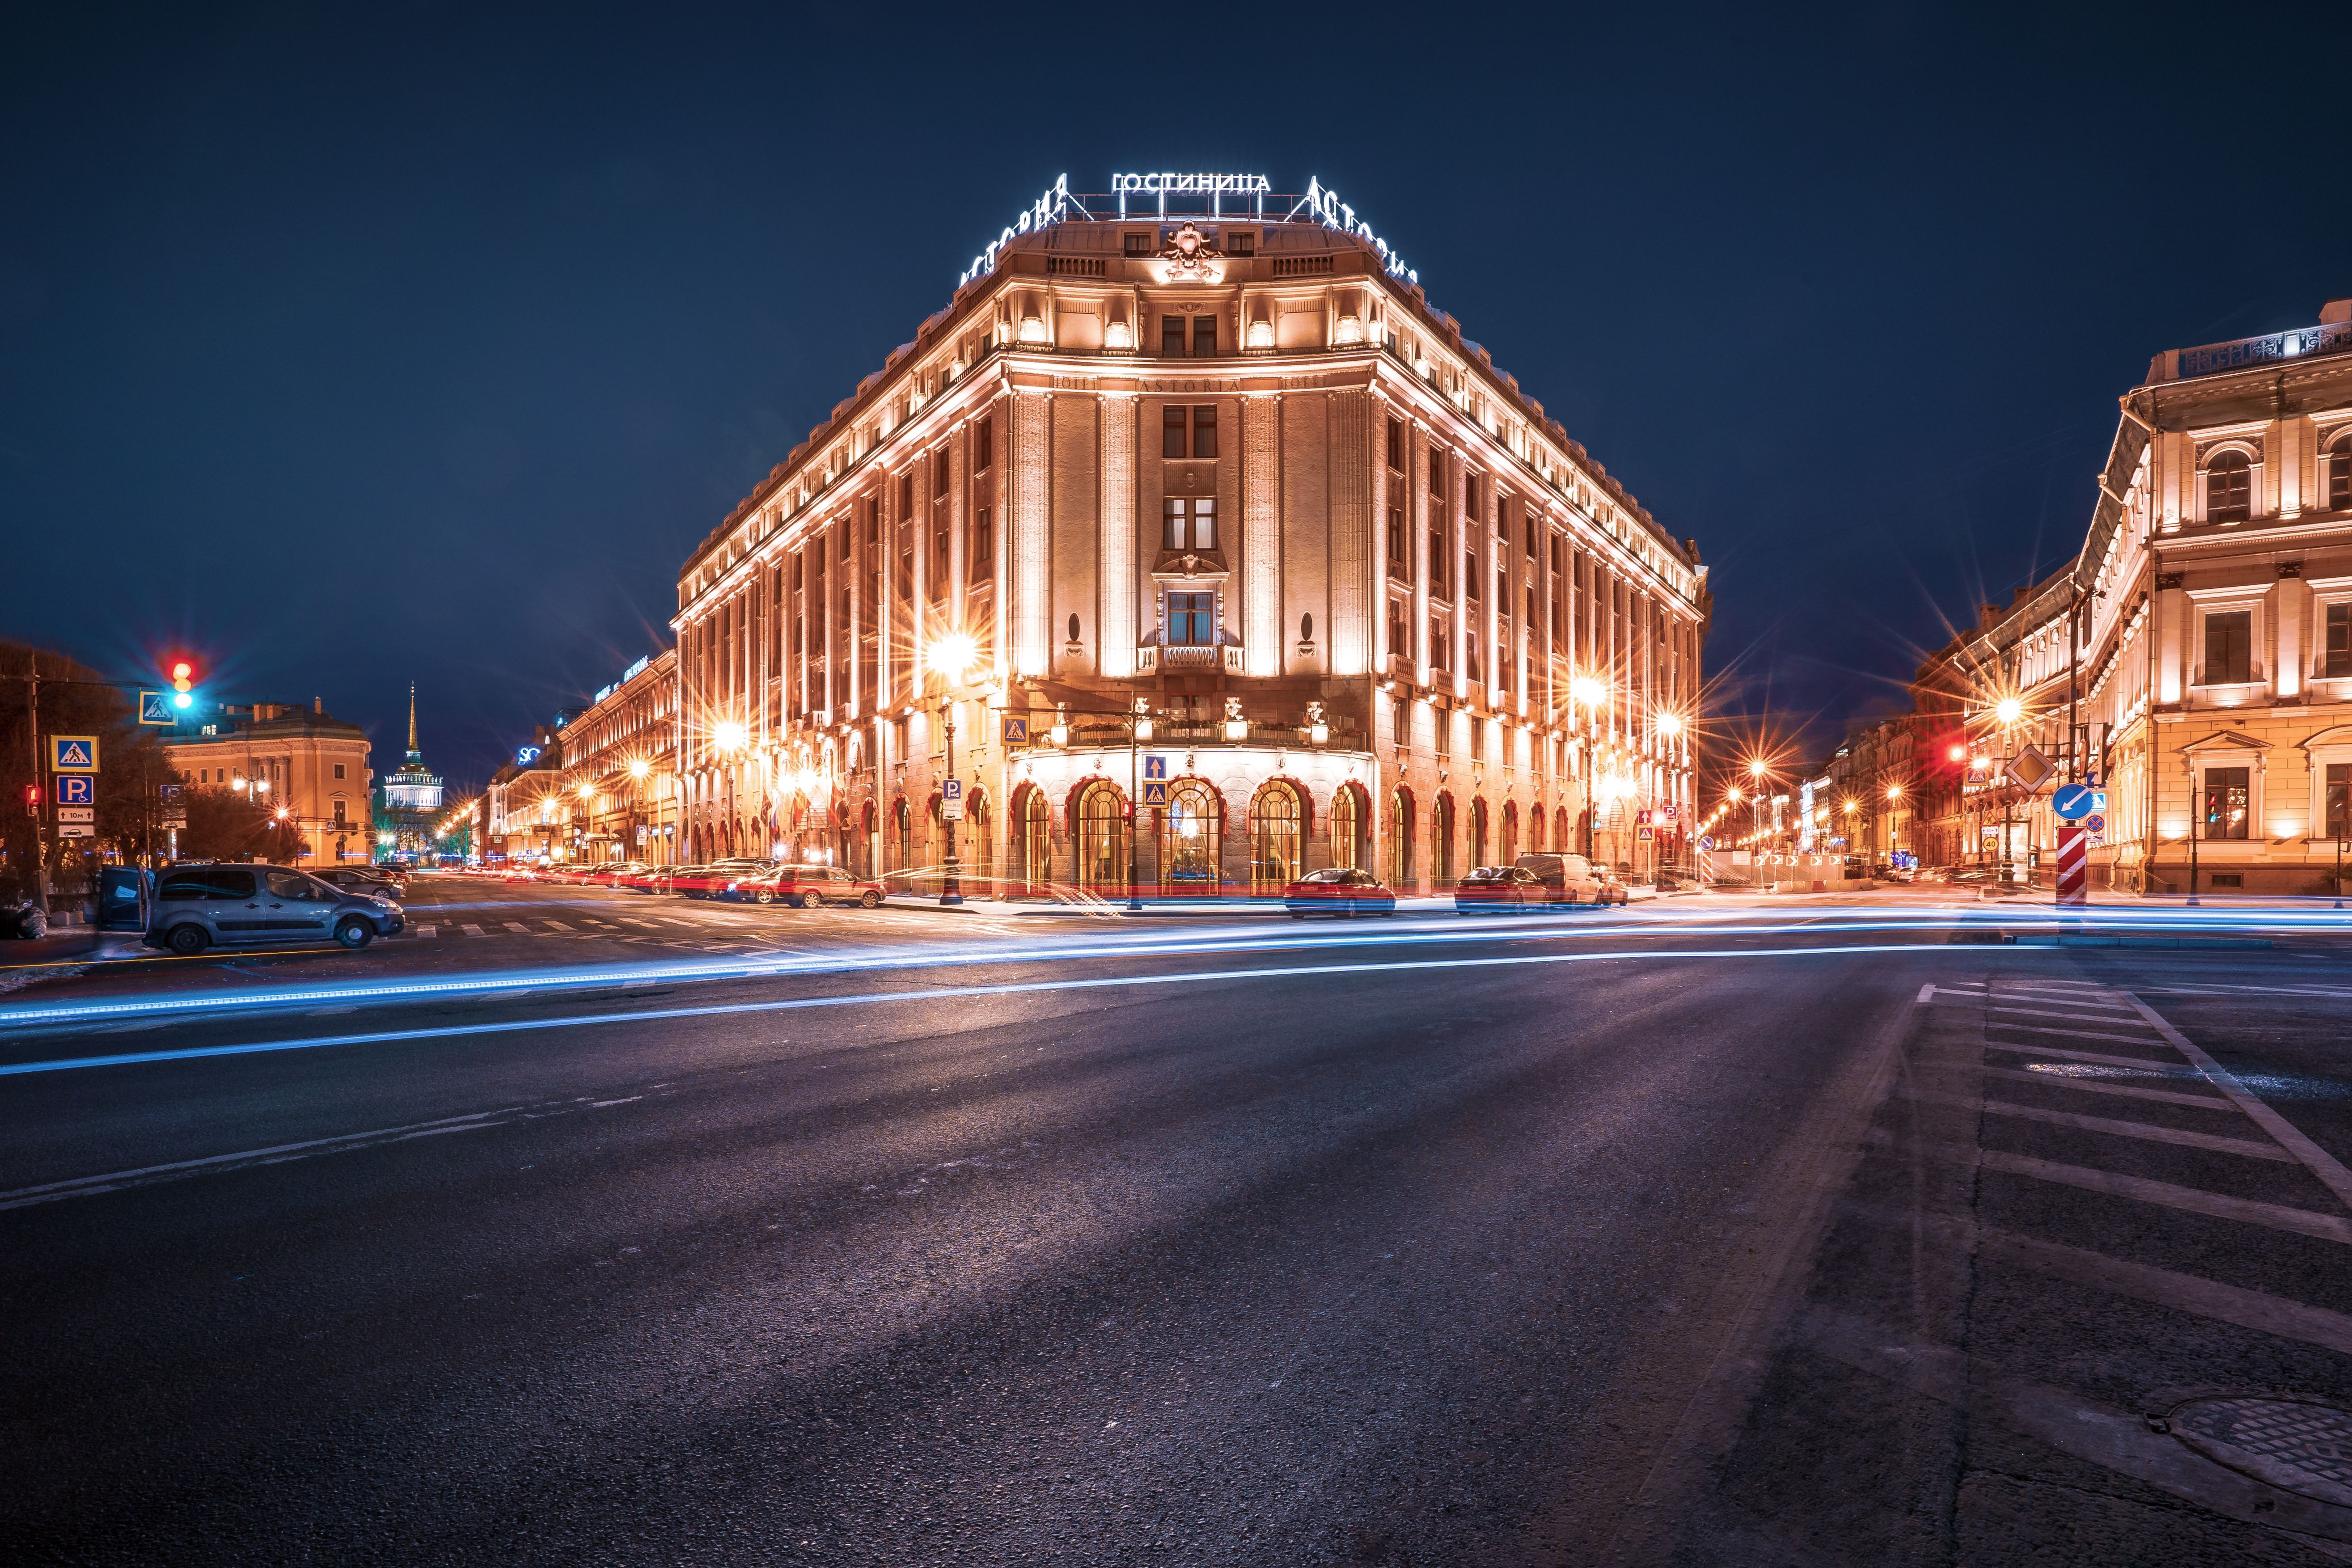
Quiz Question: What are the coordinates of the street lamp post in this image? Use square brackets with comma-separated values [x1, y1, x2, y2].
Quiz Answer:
[927, 632, 979, 908]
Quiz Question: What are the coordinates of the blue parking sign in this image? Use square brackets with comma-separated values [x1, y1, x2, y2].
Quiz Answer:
[55, 775, 94, 806]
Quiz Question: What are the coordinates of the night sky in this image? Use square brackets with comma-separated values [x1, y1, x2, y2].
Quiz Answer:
[6, 3, 2345, 792]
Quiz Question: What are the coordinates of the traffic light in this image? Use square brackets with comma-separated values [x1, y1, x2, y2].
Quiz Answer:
[20, 783, 35, 817]
[169, 657, 197, 710]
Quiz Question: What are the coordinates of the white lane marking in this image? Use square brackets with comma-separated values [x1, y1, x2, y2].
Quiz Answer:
[1987, 1228, 2352, 1357]
[1985, 1023, 2176, 1047]
[503, 922, 530, 934]
[1977, 1149, 2352, 1246]
[461, 924, 485, 937]
[623, 920, 659, 929]
[415, 926, 437, 938]
[1984, 1042, 2183, 1071]
[1906, 1090, 2293, 1161]
[0, 1107, 522, 1210]
[1990, 991, 2136, 1010]
[2120, 990, 2352, 1214]
[592, 1096, 641, 1107]
[0, 941, 2001, 1079]
[1917, 984, 1985, 1002]
[545, 921, 574, 932]
[1981, 1065, 2229, 1111]
[1988, 1004, 2152, 1023]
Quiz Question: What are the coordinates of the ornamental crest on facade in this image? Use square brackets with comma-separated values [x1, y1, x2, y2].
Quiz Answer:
[1160, 223, 1222, 282]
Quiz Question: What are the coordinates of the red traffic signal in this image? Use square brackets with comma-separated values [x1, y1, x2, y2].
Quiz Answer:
[20, 783, 36, 816]
[167, 655, 198, 709]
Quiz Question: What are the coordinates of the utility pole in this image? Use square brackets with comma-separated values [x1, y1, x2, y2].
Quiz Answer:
[23, 651, 48, 916]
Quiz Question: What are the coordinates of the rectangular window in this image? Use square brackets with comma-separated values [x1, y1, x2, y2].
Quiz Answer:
[1430, 617, 1449, 671]
[2204, 610, 2252, 684]
[332, 800, 347, 826]
[1387, 506, 1407, 569]
[2327, 762, 2350, 841]
[897, 516, 913, 600]
[1161, 316, 1185, 357]
[932, 448, 950, 500]
[1465, 550, 1480, 600]
[1428, 528, 1446, 596]
[1388, 597, 1409, 659]
[1192, 317, 1216, 358]
[1433, 700, 1450, 752]
[973, 507, 994, 577]
[1161, 498, 1215, 550]
[899, 470, 914, 520]
[931, 518, 949, 599]
[2201, 765, 2250, 840]
[1166, 592, 1215, 646]
[1124, 231, 1153, 256]
[1430, 452, 1444, 498]
[1386, 417, 1404, 473]
[791, 553, 804, 592]
[2327, 603, 2351, 678]
[1163, 405, 1188, 458]
[332, 763, 345, 780]
[974, 418, 993, 473]
[1466, 638, 1481, 685]
[1191, 405, 1217, 458]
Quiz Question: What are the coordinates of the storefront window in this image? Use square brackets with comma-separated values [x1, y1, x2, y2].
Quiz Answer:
[2201, 766, 2250, 840]
[1160, 781, 1220, 894]
[1251, 783, 1303, 892]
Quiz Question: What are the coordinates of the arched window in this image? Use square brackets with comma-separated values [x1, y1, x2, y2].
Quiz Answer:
[1075, 782, 1129, 896]
[1161, 780, 1222, 895]
[1012, 785, 1052, 892]
[2206, 448, 2251, 524]
[1329, 784, 1364, 871]
[2331, 434, 2352, 513]
[1470, 797, 1490, 869]
[893, 798, 912, 876]
[1388, 787, 1415, 888]
[1250, 782, 1305, 892]
[1502, 800, 1519, 865]
[1528, 803, 1544, 854]
[1433, 795, 1456, 887]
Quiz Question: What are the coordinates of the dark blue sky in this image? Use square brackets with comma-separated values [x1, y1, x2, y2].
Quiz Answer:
[5, 2, 2344, 789]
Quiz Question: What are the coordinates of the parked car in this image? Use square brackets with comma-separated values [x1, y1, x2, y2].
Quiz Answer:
[1512, 853, 1619, 906]
[740, 865, 886, 908]
[668, 860, 771, 898]
[144, 864, 403, 955]
[315, 866, 403, 900]
[1454, 864, 1549, 913]
[1281, 867, 1398, 918]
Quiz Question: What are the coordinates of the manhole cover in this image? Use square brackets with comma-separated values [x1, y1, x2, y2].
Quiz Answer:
[2167, 1396, 2352, 1507]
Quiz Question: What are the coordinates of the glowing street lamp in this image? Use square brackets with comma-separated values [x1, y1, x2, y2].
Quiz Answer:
[1994, 696, 2023, 727]
[928, 630, 981, 906]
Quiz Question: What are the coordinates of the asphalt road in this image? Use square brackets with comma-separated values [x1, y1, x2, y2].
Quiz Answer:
[4, 887, 2351, 1565]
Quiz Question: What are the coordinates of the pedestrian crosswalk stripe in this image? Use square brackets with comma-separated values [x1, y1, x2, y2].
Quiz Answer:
[504, 922, 529, 933]
[415, 925, 437, 938]
[461, 924, 485, 936]
[624, 919, 659, 929]
[545, 921, 573, 931]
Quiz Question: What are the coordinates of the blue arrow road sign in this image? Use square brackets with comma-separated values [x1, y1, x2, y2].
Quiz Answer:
[2052, 783, 2096, 820]
[1143, 755, 1168, 782]
[55, 775, 93, 807]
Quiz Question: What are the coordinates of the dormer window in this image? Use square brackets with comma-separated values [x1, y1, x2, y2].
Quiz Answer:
[2329, 433, 2352, 511]
[1124, 232, 1153, 256]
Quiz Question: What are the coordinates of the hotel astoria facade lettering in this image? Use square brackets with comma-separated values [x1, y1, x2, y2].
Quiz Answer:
[671, 175, 1709, 895]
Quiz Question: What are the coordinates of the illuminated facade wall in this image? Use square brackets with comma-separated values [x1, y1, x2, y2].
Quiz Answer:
[554, 648, 681, 863]
[670, 181, 1710, 892]
[163, 702, 374, 865]
[1919, 298, 2352, 895]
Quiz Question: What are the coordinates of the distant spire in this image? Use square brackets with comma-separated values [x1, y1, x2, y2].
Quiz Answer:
[406, 681, 419, 755]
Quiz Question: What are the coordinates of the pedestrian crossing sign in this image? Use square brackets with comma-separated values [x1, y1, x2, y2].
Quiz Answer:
[1001, 715, 1029, 745]
[49, 735, 99, 773]
[1142, 780, 1169, 807]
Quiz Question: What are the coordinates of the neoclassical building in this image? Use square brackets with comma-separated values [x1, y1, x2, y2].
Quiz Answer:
[671, 175, 1709, 895]
[1915, 295, 2352, 895]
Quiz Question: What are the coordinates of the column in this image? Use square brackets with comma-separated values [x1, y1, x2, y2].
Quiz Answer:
[1328, 388, 1371, 676]
[1243, 392, 1282, 676]
[1012, 390, 1052, 676]
[1099, 392, 1137, 676]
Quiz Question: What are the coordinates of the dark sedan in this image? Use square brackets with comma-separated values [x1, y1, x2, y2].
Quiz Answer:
[1281, 867, 1397, 918]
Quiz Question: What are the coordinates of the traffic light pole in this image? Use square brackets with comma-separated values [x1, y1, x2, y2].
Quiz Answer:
[22, 651, 48, 916]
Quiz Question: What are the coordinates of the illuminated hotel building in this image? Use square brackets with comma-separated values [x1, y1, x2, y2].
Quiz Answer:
[1917, 296, 2352, 895]
[671, 174, 1710, 894]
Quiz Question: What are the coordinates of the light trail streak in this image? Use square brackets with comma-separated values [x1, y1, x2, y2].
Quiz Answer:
[0, 940, 2072, 1079]
[0, 901, 2326, 1035]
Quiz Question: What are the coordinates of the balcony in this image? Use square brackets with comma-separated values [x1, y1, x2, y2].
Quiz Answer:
[1137, 643, 1244, 674]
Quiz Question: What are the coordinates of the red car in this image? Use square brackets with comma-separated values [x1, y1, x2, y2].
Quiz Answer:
[1281, 867, 1397, 917]
[666, 860, 771, 899]
[740, 865, 885, 909]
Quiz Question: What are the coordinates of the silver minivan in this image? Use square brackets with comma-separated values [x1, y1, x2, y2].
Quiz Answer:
[144, 863, 404, 955]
